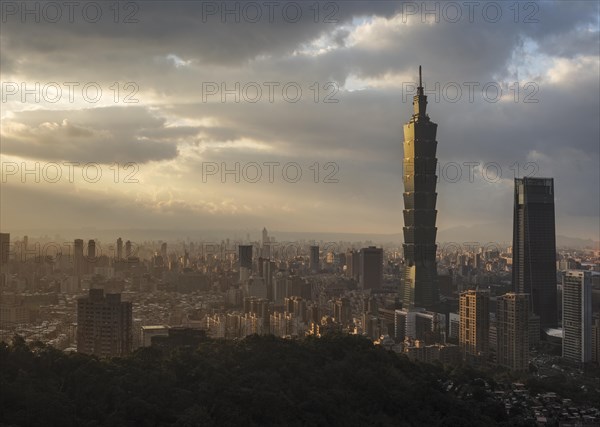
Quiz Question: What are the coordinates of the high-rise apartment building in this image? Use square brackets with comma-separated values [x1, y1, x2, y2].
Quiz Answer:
[333, 297, 351, 325]
[76, 289, 132, 357]
[512, 177, 557, 327]
[496, 293, 529, 371]
[448, 312, 460, 342]
[562, 270, 592, 364]
[459, 290, 490, 362]
[402, 67, 439, 310]
[239, 244, 253, 281]
[394, 308, 446, 344]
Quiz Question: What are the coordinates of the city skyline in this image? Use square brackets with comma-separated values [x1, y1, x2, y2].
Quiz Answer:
[1, 2, 598, 241]
[1, 3, 599, 425]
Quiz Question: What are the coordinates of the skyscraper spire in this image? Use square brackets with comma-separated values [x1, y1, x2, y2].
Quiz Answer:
[413, 65, 427, 117]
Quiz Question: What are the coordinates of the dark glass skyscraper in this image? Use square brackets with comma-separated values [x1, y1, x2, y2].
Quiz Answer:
[512, 177, 557, 327]
[402, 67, 439, 310]
[359, 246, 383, 290]
[239, 244, 253, 270]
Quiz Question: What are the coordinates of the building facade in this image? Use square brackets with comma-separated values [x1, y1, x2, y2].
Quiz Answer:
[459, 290, 490, 362]
[402, 67, 439, 310]
[76, 289, 132, 357]
[562, 270, 592, 364]
[512, 177, 557, 327]
[359, 246, 383, 290]
[496, 293, 529, 371]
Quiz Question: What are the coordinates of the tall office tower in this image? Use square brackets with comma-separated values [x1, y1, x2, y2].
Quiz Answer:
[239, 245, 253, 269]
[74, 239, 84, 277]
[116, 237, 123, 260]
[0, 233, 9, 267]
[309, 245, 320, 273]
[87, 240, 96, 260]
[562, 270, 592, 364]
[402, 66, 439, 310]
[87, 240, 96, 274]
[125, 240, 132, 258]
[160, 242, 167, 262]
[512, 177, 557, 327]
[239, 244, 253, 281]
[496, 293, 529, 371]
[261, 227, 270, 257]
[261, 227, 271, 258]
[459, 290, 490, 362]
[359, 246, 383, 290]
[76, 289, 132, 357]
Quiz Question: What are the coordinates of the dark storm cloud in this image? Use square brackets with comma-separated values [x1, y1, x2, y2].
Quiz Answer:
[1, 1, 594, 84]
[0, 1, 401, 76]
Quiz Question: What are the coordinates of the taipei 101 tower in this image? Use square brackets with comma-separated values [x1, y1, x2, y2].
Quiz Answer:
[402, 66, 439, 310]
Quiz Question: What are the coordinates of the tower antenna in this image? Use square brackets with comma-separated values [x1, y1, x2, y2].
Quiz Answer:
[419, 65, 422, 88]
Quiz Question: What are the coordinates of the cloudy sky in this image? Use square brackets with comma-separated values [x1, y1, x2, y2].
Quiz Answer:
[1, 1, 598, 242]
